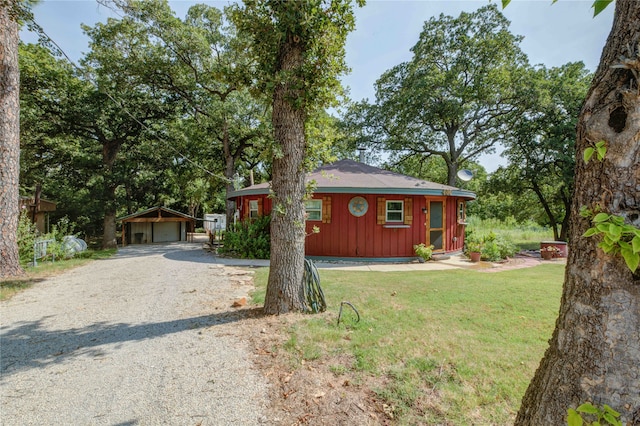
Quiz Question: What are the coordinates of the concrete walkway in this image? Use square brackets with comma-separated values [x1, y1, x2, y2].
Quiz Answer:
[205, 247, 566, 272]
[155, 235, 567, 272]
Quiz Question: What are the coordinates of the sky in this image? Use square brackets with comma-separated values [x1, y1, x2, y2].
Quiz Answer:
[20, 0, 615, 172]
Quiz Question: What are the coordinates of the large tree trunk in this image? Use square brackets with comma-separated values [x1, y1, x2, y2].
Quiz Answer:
[101, 140, 120, 249]
[263, 36, 307, 315]
[224, 144, 237, 228]
[516, 1, 640, 424]
[0, 2, 24, 278]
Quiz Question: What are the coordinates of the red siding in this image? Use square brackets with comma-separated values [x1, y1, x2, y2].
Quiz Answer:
[446, 198, 467, 252]
[235, 192, 468, 258]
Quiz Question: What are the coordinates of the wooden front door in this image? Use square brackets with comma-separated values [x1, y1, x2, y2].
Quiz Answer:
[426, 198, 446, 252]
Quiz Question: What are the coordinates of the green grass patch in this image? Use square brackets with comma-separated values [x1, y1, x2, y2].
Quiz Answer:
[252, 264, 564, 424]
[467, 217, 555, 251]
[1, 249, 116, 301]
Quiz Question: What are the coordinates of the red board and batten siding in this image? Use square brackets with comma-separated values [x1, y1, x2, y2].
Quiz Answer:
[304, 193, 423, 258]
[238, 193, 467, 258]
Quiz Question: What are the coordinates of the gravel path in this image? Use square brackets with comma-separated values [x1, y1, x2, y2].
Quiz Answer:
[1, 243, 269, 425]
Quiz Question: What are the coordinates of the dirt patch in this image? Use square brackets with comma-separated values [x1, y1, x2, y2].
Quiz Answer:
[235, 309, 390, 425]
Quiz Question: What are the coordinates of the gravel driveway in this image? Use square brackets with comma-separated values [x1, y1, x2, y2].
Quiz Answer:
[1, 243, 269, 425]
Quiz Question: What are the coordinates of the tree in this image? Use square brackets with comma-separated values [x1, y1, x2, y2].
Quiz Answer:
[369, 4, 528, 186]
[503, 63, 592, 241]
[104, 0, 271, 226]
[515, 0, 640, 423]
[231, 0, 361, 314]
[0, 0, 24, 278]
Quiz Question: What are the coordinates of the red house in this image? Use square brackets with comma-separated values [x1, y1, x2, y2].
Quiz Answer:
[229, 159, 476, 261]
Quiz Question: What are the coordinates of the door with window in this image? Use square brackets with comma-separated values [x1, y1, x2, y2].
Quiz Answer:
[426, 198, 445, 251]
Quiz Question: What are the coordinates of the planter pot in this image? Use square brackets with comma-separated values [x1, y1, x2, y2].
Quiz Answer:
[540, 241, 568, 258]
[469, 251, 481, 262]
[541, 250, 554, 260]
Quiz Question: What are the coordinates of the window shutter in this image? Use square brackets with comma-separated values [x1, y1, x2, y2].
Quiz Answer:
[243, 198, 249, 219]
[322, 196, 332, 223]
[377, 197, 386, 225]
[404, 198, 413, 225]
[257, 198, 263, 216]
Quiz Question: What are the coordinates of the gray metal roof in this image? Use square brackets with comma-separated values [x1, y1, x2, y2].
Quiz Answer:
[118, 206, 196, 222]
[229, 159, 476, 199]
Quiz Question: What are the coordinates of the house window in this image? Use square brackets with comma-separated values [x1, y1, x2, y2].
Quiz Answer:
[304, 199, 322, 221]
[249, 200, 259, 218]
[386, 200, 404, 222]
[458, 201, 466, 222]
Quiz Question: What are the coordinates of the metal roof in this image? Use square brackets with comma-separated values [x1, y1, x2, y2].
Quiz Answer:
[228, 159, 476, 199]
[117, 206, 196, 222]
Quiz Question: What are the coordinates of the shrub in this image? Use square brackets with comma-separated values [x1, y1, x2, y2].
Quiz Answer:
[413, 243, 434, 261]
[464, 230, 517, 261]
[17, 212, 38, 265]
[220, 215, 271, 259]
[17, 214, 82, 265]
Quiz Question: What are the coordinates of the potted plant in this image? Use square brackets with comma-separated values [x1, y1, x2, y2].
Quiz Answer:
[413, 243, 434, 262]
[466, 240, 483, 262]
[540, 245, 559, 260]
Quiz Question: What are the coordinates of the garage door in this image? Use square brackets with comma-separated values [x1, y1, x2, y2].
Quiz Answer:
[154, 222, 180, 242]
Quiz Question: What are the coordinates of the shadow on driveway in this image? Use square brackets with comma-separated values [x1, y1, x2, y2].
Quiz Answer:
[0, 307, 264, 378]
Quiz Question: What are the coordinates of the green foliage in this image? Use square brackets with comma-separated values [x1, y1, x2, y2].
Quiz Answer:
[582, 209, 640, 272]
[502, 62, 591, 242]
[16, 213, 82, 266]
[220, 215, 271, 259]
[501, 0, 613, 18]
[365, 4, 527, 185]
[465, 227, 517, 261]
[583, 140, 607, 163]
[413, 243, 434, 261]
[482, 232, 517, 261]
[17, 212, 38, 265]
[230, 0, 361, 112]
[567, 402, 622, 426]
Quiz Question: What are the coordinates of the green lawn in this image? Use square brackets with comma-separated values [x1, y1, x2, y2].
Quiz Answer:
[253, 263, 565, 424]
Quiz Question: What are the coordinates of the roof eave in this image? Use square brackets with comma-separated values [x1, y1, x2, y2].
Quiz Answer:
[228, 187, 476, 200]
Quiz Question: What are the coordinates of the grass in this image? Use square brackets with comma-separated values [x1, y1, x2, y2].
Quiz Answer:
[252, 263, 565, 424]
[0, 249, 116, 301]
[466, 217, 555, 251]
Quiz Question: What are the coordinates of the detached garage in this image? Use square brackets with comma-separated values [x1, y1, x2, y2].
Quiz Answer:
[119, 206, 196, 246]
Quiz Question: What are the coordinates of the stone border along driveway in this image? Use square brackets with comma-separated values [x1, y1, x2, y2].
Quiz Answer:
[1, 242, 269, 425]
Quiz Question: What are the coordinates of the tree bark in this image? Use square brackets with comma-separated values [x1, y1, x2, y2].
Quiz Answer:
[0, 2, 24, 278]
[101, 139, 121, 249]
[516, 1, 640, 424]
[263, 35, 308, 315]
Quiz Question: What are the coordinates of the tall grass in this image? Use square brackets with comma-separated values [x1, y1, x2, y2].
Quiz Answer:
[467, 216, 554, 251]
[252, 263, 564, 424]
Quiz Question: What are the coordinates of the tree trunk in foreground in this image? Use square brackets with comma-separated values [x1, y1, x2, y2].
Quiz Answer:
[0, 2, 24, 278]
[516, 1, 640, 424]
[263, 35, 307, 315]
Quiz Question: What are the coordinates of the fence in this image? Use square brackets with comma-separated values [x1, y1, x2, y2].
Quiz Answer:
[33, 238, 56, 266]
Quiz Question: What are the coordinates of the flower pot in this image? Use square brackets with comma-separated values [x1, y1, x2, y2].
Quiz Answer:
[541, 250, 554, 260]
[469, 251, 481, 262]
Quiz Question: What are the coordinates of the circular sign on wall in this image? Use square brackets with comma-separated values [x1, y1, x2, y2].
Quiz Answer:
[348, 196, 369, 217]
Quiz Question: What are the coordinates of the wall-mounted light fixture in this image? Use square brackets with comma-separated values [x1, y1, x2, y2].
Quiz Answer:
[421, 207, 428, 214]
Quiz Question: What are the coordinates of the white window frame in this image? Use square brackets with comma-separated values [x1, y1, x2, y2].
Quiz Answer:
[386, 200, 404, 222]
[458, 201, 466, 221]
[304, 199, 322, 221]
[249, 200, 259, 218]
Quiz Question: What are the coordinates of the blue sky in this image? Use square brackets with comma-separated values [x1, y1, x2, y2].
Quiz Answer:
[21, 0, 615, 171]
